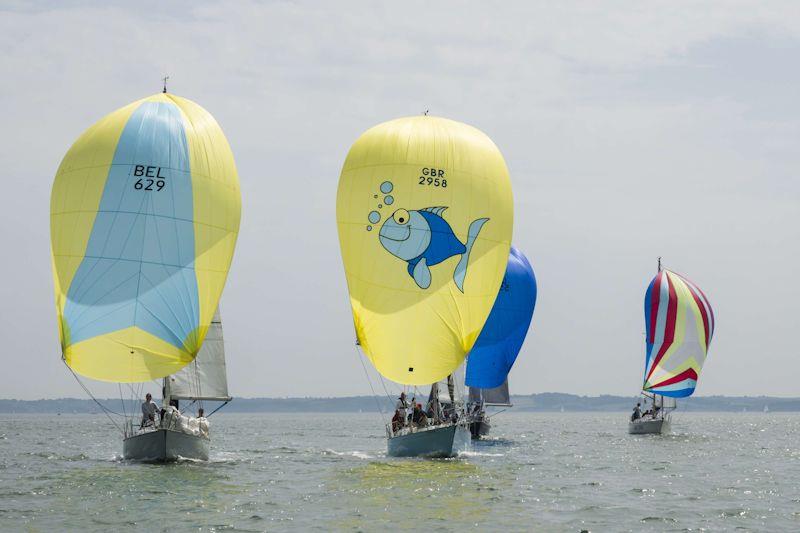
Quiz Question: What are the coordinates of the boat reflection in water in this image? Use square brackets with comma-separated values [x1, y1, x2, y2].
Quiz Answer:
[328, 460, 497, 528]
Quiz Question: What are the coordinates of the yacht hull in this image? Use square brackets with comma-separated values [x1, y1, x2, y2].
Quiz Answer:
[628, 418, 670, 435]
[123, 429, 210, 462]
[469, 418, 491, 439]
[387, 423, 470, 458]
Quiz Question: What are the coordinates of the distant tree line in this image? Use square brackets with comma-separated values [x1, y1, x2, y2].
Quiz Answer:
[0, 393, 798, 414]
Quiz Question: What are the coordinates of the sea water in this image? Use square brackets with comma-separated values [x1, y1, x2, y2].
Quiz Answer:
[0, 412, 798, 531]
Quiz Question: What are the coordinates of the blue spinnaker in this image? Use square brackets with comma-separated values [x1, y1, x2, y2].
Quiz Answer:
[465, 246, 536, 389]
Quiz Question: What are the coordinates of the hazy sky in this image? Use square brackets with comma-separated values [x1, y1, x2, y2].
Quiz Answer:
[1, 1, 799, 400]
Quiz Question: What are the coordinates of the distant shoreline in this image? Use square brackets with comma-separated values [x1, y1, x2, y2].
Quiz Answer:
[0, 393, 797, 414]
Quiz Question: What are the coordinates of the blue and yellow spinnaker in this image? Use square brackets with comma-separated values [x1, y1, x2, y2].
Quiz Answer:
[50, 93, 241, 383]
[337, 116, 513, 385]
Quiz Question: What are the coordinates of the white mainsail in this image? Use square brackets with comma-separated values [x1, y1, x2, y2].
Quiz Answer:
[166, 308, 231, 402]
[656, 394, 676, 410]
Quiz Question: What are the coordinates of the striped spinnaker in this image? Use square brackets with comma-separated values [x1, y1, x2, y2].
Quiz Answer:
[643, 270, 714, 397]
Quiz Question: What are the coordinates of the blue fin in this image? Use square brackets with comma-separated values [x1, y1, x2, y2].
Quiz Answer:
[453, 218, 489, 292]
[413, 257, 432, 289]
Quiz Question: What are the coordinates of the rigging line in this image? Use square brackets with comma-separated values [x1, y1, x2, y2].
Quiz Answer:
[353, 344, 386, 424]
[64, 361, 123, 433]
[206, 401, 228, 417]
[127, 383, 143, 413]
[130, 383, 138, 415]
[486, 407, 508, 420]
[126, 382, 135, 402]
[118, 383, 127, 420]
[376, 371, 396, 406]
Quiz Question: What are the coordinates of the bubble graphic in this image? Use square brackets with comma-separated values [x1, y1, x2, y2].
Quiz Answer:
[374, 194, 378, 199]
[368, 211, 381, 224]
[384, 195, 394, 205]
[366, 225, 372, 231]
[380, 181, 393, 194]
[378, 204, 383, 208]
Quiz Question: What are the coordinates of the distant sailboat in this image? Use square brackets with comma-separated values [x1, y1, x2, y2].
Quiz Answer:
[50, 91, 241, 461]
[465, 246, 537, 439]
[336, 115, 513, 458]
[629, 259, 715, 435]
[467, 380, 511, 438]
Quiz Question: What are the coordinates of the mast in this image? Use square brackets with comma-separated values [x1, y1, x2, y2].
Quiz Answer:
[447, 374, 455, 404]
[648, 259, 662, 409]
[163, 376, 170, 407]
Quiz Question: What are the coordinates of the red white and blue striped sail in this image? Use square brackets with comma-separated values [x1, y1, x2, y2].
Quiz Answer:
[643, 269, 715, 398]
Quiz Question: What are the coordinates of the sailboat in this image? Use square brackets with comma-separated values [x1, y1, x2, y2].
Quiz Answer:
[336, 115, 513, 458]
[50, 90, 241, 461]
[629, 259, 715, 435]
[467, 379, 510, 438]
[465, 246, 537, 439]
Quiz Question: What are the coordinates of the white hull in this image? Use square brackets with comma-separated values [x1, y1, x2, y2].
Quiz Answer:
[123, 429, 210, 462]
[628, 417, 670, 435]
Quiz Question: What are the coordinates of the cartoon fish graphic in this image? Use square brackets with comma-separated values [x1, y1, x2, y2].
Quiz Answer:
[378, 206, 489, 292]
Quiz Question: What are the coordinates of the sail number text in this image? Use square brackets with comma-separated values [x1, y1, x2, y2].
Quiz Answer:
[133, 165, 166, 191]
[499, 277, 510, 292]
[418, 167, 447, 188]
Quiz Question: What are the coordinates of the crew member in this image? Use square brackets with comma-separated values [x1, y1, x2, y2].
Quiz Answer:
[141, 393, 159, 428]
[631, 402, 642, 422]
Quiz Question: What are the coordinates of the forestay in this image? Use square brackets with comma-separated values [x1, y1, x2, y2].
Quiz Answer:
[643, 269, 715, 398]
[167, 308, 230, 401]
[50, 93, 241, 382]
[337, 116, 513, 385]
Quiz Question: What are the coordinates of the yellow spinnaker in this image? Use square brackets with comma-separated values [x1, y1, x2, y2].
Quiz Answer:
[337, 116, 513, 385]
[50, 93, 241, 383]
